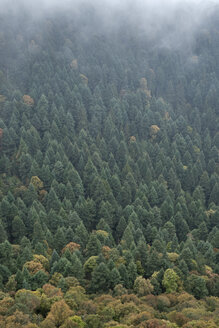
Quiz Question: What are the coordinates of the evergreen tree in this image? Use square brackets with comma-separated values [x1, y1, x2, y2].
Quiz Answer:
[0, 222, 7, 243]
[110, 268, 121, 289]
[91, 262, 110, 293]
[32, 220, 45, 246]
[54, 228, 67, 253]
[46, 187, 61, 212]
[187, 274, 208, 299]
[86, 234, 102, 258]
[75, 222, 88, 249]
[11, 216, 26, 243]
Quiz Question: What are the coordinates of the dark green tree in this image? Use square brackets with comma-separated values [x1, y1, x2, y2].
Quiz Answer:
[91, 262, 110, 293]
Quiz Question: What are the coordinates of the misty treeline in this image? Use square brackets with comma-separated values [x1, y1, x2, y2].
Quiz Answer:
[0, 2, 219, 328]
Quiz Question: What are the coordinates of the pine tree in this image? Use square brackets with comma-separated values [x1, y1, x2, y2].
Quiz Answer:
[46, 187, 61, 212]
[54, 228, 66, 253]
[110, 268, 121, 289]
[118, 264, 129, 288]
[187, 274, 208, 299]
[127, 261, 137, 288]
[86, 234, 102, 258]
[0, 221, 7, 243]
[11, 216, 26, 243]
[75, 222, 88, 249]
[209, 182, 219, 205]
[70, 253, 84, 282]
[91, 262, 110, 292]
[32, 220, 45, 246]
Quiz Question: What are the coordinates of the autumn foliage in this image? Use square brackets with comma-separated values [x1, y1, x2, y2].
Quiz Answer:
[61, 242, 81, 254]
[23, 95, 34, 106]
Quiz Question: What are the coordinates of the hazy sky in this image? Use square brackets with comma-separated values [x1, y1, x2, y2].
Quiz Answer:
[2, 0, 219, 21]
[1, 0, 219, 50]
[2, 0, 219, 12]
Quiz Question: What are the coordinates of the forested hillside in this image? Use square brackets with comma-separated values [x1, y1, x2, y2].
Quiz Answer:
[0, 2, 219, 327]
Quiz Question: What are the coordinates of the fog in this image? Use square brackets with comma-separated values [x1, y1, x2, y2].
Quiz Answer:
[1, 0, 219, 50]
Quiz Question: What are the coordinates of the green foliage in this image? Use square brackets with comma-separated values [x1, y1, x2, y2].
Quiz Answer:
[133, 276, 154, 296]
[187, 274, 208, 299]
[162, 269, 182, 293]
[91, 262, 110, 293]
[0, 5, 219, 327]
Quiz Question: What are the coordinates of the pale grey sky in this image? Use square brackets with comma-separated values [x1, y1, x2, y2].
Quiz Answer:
[1, 0, 218, 50]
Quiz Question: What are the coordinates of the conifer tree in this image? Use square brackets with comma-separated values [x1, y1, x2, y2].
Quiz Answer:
[86, 234, 102, 258]
[12, 216, 26, 243]
[91, 262, 110, 292]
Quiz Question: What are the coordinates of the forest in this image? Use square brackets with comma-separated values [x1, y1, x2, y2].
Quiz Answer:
[0, 1, 219, 327]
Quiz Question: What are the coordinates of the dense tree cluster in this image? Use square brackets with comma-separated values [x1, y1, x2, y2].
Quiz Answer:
[0, 3, 219, 327]
[0, 281, 219, 328]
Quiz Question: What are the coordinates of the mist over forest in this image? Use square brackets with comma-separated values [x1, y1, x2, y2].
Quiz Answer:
[0, 1, 219, 328]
